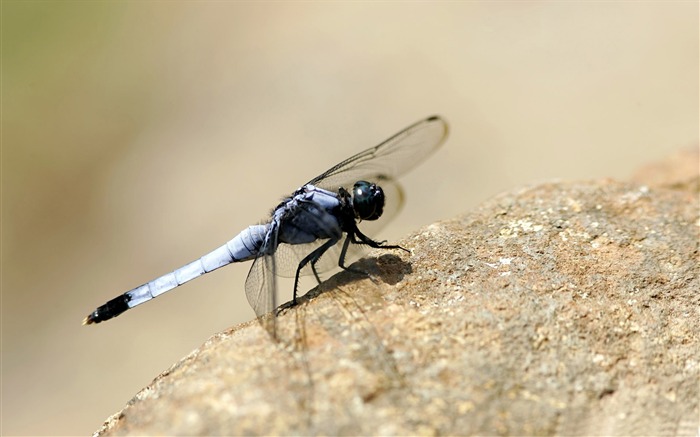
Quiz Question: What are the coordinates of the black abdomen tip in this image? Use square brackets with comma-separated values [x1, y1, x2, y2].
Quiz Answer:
[82, 294, 131, 325]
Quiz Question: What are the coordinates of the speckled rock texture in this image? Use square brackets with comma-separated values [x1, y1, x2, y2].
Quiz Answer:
[94, 148, 699, 436]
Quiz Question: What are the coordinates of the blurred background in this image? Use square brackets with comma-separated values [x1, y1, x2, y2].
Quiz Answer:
[3, 2, 697, 435]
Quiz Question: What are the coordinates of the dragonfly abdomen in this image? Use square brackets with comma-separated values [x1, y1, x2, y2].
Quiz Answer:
[83, 224, 268, 324]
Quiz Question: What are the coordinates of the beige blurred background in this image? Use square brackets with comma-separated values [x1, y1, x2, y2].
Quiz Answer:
[3, 2, 697, 435]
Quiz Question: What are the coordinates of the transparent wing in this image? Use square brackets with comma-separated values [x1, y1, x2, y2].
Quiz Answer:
[270, 178, 405, 278]
[244, 223, 279, 336]
[246, 116, 445, 334]
[306, 115, 448, 193]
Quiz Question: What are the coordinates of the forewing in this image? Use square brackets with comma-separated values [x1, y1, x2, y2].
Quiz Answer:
[306, 115, 448, 193]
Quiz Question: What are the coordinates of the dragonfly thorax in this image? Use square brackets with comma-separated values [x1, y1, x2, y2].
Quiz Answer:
[351, 180, 385, 221]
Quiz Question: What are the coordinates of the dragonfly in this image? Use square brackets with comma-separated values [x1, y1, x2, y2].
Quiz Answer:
[83, 115, 449, 331]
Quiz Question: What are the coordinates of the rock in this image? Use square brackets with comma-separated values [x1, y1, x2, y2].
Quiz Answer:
[94, 150, 699, 436]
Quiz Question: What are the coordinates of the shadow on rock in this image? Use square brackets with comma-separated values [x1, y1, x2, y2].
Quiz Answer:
[298, 253, 412, 303]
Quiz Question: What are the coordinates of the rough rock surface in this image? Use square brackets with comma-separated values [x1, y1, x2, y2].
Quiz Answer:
[94, 149, 699, 436]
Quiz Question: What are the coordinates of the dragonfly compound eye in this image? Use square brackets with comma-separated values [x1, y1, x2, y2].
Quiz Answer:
[352, 180, 385, 221]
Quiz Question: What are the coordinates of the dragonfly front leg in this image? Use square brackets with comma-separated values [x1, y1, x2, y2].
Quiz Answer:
[293, 238, 339, 304]
[337, 230, 409, 277]
[352, 227, 410, 253]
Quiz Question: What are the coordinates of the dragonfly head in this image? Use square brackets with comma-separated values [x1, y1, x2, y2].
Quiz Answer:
[352, 180, 385, 221]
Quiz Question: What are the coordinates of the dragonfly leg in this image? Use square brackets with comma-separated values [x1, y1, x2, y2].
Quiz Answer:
[338, 230, 409, 278]
[293, 238, 338, 304]
[310, 261, 322, 284]
[338, 234, 365, 274]
[353, 226, 410, 253]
